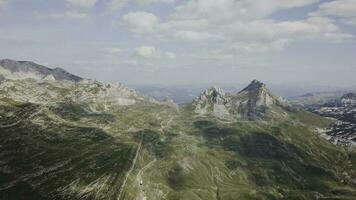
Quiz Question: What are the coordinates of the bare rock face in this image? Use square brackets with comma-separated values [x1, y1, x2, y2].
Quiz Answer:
[240, 80, 274, 107]
[238, 80, 276, 118]
[193, 86, 231, 119]
[193, 80, 280, 120]
[0, 59, 83, 82]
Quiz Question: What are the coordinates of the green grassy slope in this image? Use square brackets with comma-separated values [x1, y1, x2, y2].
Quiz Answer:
[0, 95, 355, 200]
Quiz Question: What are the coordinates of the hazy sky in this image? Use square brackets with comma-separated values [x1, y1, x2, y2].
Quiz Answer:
[0, 0, 355, 87]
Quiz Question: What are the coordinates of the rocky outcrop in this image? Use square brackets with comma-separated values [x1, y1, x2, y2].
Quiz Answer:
[237, 80, 276, 118]
[193, 86, 230, 119]
[193, 80, 280, 120]
[0, 59, 83, 82]
[0, 78, 145, 108]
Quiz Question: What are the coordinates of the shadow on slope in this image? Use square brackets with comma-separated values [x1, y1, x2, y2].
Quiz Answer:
[194, 119, 356, 199]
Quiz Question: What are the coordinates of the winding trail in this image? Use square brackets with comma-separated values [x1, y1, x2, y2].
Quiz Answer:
[136, 158, 157, 200]
[117, 136, 143, 200]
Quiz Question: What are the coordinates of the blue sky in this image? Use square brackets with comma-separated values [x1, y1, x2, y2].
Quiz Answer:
[0, 0, 355, 87]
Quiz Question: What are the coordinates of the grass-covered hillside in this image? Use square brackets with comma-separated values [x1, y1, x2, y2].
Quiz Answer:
[0, 79, 355, 200]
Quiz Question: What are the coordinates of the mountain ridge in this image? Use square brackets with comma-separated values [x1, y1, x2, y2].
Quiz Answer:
[193, 80, 284, 120]
[0, 59, 83, 82]
[0, 59, 356, 200]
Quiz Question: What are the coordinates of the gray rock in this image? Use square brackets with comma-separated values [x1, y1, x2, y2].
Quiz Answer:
[0, 59, 83, 82]
[193, 80, 281, 120]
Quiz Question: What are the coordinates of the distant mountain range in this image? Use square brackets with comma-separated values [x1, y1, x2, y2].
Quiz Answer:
[289, 91, 353, 108]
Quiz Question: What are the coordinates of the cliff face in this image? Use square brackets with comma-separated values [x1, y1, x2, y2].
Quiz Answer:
[193, 80, 280, 120]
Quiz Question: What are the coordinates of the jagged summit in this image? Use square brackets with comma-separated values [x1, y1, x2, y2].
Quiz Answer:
[239, 80, 276, 108]
[193, 86, 230, 119]
[241, 80, 267, 92]
[0, 59, 83, 82]
[198, 86, 227, 104]
[193, 80, 283, 120]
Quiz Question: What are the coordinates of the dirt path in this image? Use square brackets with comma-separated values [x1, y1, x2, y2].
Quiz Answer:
[117, 136, 143, 200]
[136, 158, 157, 200]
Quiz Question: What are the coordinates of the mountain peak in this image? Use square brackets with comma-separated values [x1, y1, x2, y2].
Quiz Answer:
[193, 86, 230, 118]
[199, 86, 227, 104]
[239, 80, 276, 112]
[192, 80, 283, 120]
[205, 85, 225, 95]
[241, 79, 267, 92]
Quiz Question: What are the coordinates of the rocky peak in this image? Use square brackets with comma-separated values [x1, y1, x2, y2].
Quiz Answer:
[193, 86, 230, 118]
[241, 80, 267, 93]
[192, 80, 282, 120]
[197, 86, 227, 105]
[239, 80, 276, 108]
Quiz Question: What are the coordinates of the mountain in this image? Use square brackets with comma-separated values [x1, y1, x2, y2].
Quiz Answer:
[310, 93, 356, 148]
[193, 80, 285, 120]
[0, 67, 356, 200]
[0, 59, 83, 82]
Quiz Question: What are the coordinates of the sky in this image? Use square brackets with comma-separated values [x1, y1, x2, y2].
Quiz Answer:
[0, 0, 356, 88]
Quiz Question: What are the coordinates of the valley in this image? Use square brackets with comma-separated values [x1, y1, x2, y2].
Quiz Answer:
[0, 59, 355, 200]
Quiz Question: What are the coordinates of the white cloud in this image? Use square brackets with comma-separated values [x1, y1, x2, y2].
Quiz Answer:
[310, 0, 356, 25]
[120, 0, 353, 55]
[134, 46, 176, 59]
[311, 0, 356, 18]
[122, 59, 139, 66]
[136, 0, 175, 4]
[107, 0, 175, 11]
[174, 30, 223, 41]
[230, 39, 288, 54]
[135, 46, 158, 58]
[103, 47, 122, 54]
[107, 0, 129, 11]
[165, 52, 176, 59]
[36, 0, 97, 20]
[66, 0, 98, 9]
[342, 18, 356, 25]
[123, 12, 159, 33]
[35, 11, 89, 20]
[173, 0, 319, 21]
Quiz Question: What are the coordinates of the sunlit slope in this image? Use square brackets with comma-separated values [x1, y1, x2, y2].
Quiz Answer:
[0, 79, 355, 200]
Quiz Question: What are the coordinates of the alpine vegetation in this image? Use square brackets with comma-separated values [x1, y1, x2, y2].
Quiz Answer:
[0, 60, 355, 200]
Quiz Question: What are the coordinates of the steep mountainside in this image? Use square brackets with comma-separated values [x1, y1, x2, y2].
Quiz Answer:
[0, 59, 83, 82]
[0, 67, 356, 200]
